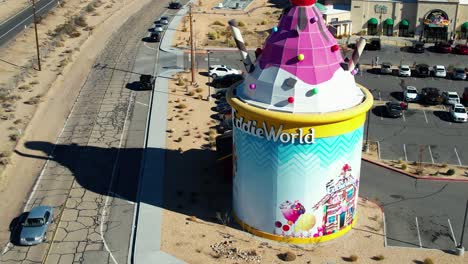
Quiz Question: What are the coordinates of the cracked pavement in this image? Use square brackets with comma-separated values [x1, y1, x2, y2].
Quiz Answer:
[0, 0, 167, 263]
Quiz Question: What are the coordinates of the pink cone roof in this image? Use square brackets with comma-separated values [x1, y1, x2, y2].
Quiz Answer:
[258, 5, 342, 85]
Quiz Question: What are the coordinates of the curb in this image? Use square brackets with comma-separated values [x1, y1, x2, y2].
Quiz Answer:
[362, 157, 468, 182]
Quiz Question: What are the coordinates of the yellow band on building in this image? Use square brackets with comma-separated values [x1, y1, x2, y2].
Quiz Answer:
[227, 85, 373, 138]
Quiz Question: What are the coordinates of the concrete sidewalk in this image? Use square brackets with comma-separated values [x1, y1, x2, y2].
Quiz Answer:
[132, 3, 191, 264]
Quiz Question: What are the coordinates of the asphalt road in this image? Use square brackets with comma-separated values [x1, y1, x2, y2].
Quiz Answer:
[360, 161, 468, 251]
[0, 0, 58, 46]
[0, 1, 173, 263]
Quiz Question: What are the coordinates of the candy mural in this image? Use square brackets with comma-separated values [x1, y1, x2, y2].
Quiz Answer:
[227, 0, 373, 243]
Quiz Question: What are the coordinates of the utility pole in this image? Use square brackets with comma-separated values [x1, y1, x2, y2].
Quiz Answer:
[207, 50, 211, 101]
[32, 0, 41, 71]
[189, 4, 195, 84]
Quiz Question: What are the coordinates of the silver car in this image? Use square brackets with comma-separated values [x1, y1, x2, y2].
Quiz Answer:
[19, 206, 53, 245]
[158, 16, 169, 25]
[452, 68, 466, 80]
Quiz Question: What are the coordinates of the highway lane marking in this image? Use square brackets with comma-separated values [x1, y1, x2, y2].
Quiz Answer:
[415, 217, 422, 248]
[136, 101, 148, 107]
[454, 147, 462, 166]
[403, 144, 408, 162]
[0, 0, 56, 40]
[428, 145, 434, 164]
[143, 42, 157, 51]
[100, 91, 135, 264]
[422, 110, 428, 123]
[448, 218, 457, 247]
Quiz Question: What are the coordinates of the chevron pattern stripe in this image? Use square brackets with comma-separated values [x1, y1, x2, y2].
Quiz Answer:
[234, 126, 363, 171]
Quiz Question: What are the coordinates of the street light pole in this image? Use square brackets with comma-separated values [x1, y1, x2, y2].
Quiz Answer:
[207, 50, 211, 101]
[364, 89, 375, 152]
[32, 0, 41, 71]
[456, 199, 468, 256]
[189, 4, 195, 84]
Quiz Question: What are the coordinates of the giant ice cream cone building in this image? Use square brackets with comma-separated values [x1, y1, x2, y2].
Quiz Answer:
[226, 0, 373, 243]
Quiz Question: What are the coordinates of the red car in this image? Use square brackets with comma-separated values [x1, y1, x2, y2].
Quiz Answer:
[434, 42, 452, 53]
[453, 44, 468, 55]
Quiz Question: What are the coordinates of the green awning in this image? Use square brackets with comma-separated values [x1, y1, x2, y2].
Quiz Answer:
[400, 19, 409, 27]
[384, 18, 394, 26]
[368, 18, 378, 25]
[315, 3, 327, 12]
[462, 22, 468, 30]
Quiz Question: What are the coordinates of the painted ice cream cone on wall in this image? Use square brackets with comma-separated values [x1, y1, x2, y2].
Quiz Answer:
[227, 0, 373, 243]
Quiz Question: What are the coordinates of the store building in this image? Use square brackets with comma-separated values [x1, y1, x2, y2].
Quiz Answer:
[320, 0, 468, 42]
[321, 5, 353, 37]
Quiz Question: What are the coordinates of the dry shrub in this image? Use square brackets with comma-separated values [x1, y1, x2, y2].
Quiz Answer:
[73, 15, 87, 27]
[29, 80, 39, 85]
[401, 164, 407, 170]
[18, 85, 30, 91]
[175, 137, 182, 142]
[372, 254, 385, 261]
[238, 21, 245, 27]
[349, 255, 358, 262]
[195, 88, 203, 93]
[446, 168, 455, 176]
[24, 95, 42, 105]
[212, 20, 224, 26]
[277, 251, 296, 261]
[86, 3, 96, 12]
[9, 133, 20, 142]
[176, 103, 187, 109]
[197, 94, 203, 100]
[187, 91, 195, 96]
[423, 258, 434, 264]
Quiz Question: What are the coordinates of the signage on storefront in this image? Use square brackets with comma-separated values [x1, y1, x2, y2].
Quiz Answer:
[233, 110, 315, 144]
[424, 10, 449, 27]
[374, 5, 387, 14]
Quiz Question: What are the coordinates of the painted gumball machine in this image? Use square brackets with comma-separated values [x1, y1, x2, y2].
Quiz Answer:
[226, 0, 372, 243]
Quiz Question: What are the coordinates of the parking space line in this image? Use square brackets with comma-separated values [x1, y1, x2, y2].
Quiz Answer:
[428, 145, 434, 164]
[415, 217, 422, 248]
[402, 111, 406, 122]
[378, 91, 381, 101]
[423, 110, 428, 124]
[377, 141, 381, 159]
[448, 219, 457, 247]
[454, 147, 462, 166]
[403, 144, 408, 162]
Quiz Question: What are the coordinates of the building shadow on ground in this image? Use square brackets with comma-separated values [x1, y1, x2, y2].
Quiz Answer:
[15, 141, 232, 225]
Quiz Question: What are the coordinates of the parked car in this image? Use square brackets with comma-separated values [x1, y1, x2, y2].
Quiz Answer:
[158, 16, 169, 25]
[153, 24, 164, 32]
[415, 64, 430, 77]
[169, 1, 182, 9]
[139, 74, 154, 90]
[380, 62, 392, 74]
[19, 206, 54, 246]
[149, 32, 161, 42]
[452, 68, 467, 80]
[442, 91, 461, 105]
[434, 42, 452, 53]
[421, 87, 443, 105]
[432, 65, 447, 78]
[453, 44, 468, 55]
[463, 87, 468, 106]
[449, 103, 468, 122]
[365, 38, 381, 50]
[385, 101, 403, 118]
[403, 86, 418, 102]
[399, 65, 411, 77]
[410, 42, 425, 53]
[209, 65, 241, 79]
[210, 74, 244, 88]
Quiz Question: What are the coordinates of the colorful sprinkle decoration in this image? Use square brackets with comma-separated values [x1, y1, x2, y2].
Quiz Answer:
[249, 83, 256, 90]
[309, 17, 317, 24]
[311, 88, 318, 95]
[272, 26, 278, 32]
[297, 53, 305, 61]
[331, 44, 340, 52]
[351, 68, 359, 75]
[288, 96, 295, 103]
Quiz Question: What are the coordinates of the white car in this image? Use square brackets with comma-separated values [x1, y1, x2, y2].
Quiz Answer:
[403, 86, 418, 102]
[433, 65, 446, 78]
[442, 91, 460, 105]
[153, 24, 164, 32]
[450, 104, 467, 122]
[399, 65, 411, 77]
[209, 65, 241, 79]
